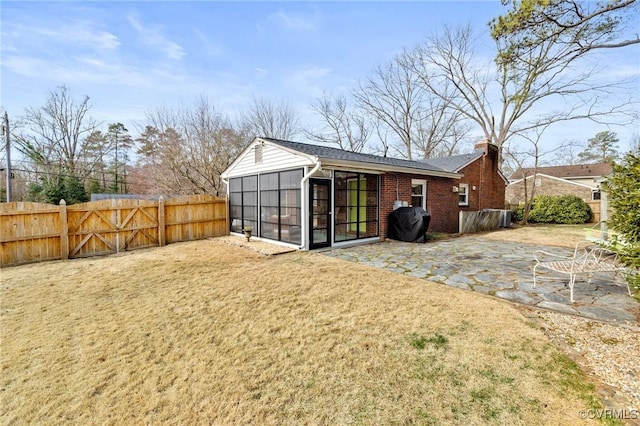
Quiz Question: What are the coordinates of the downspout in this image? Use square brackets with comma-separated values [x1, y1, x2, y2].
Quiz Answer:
[479, 151, 486, 211]
[300, 160, 322, 250]
[220, 175, 230, 234]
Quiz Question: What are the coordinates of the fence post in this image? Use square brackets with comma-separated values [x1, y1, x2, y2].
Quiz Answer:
[59, 199, 69, 260]
[158, 196, 166, 246]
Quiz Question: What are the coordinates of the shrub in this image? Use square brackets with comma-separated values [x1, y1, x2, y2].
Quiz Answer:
[527, 195, 592, 224]
[512, 205, 524, 222]
[603, 152, 640, 292]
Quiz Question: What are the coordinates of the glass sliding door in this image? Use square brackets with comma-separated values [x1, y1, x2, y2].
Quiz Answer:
[334, 171, 379, 242]
[310, 179, 331, 249]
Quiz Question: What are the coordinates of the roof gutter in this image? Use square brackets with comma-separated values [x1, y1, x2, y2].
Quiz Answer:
[319, 158, 463, 179]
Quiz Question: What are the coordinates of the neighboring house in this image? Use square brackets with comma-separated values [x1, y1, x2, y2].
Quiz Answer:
[506, 163, 612, 205]
[221, 137, 506, 250]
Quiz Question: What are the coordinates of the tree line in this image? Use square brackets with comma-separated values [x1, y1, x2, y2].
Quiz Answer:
[2, 0, 638, 203]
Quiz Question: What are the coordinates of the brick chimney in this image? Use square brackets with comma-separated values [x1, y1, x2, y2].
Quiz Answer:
[474, 138, 499, 161]
[474, 139, 503, 210]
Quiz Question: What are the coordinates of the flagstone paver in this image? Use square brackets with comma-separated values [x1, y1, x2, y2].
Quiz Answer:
[322, 236, 638, 325]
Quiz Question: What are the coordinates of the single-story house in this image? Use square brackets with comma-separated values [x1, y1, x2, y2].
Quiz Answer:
[221, 137, 506, 250]
[506, 163, 612, 205]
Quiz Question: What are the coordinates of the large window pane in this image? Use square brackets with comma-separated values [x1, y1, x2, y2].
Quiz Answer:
[243, 175, 258, 191]
[281, 169, 303, 189]
[259, 169, 302, 245]
[334, 172, 378, 242]
[229, 177, 243, 232]
[229, 176, 258, 232]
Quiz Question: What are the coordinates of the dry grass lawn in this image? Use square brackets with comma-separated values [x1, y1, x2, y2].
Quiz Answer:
[478, 223, 588, 248]
[1, 236, 604, 424]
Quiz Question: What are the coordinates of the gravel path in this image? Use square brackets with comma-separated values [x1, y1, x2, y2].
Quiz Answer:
[534, 310, 640, 413]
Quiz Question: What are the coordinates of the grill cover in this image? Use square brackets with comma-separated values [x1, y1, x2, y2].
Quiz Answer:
[387, 207, 431, 243]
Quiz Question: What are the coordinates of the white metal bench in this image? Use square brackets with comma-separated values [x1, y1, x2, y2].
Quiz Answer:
[533, 240, 631, 303]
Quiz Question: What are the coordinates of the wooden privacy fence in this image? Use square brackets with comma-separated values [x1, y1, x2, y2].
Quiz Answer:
[586, 200, 606, 224]
[0, 195, 228, 267]
[459, 210, 502, 234]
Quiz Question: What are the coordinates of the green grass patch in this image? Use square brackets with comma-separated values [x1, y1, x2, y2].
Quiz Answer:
[408, 332, 449, 350]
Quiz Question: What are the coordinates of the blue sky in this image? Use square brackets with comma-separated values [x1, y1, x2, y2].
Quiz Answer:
[1, 1, 639, 154]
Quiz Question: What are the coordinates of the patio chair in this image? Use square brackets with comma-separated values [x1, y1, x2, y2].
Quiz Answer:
[532, 240, 631, 303]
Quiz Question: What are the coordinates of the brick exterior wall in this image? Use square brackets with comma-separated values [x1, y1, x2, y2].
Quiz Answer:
[379, 140, 505, 237]
[505, 175, 593, 205]
[458, 141, 506, 211]
[380, 173, 459, 235]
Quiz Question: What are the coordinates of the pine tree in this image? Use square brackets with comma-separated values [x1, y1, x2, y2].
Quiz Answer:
[578, 131, 620, 163]
[63, 175, 89, 204]
[604, 152, 640, 291]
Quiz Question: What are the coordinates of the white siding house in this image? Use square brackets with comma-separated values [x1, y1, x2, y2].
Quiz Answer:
[222, 137, 465, 250]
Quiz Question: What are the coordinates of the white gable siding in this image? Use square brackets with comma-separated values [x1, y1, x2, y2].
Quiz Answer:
[567, 177, 598, 188]
[225, 142, 315, 178]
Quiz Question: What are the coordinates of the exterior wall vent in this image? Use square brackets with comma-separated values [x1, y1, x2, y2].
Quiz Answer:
[254, 144, 263, 164]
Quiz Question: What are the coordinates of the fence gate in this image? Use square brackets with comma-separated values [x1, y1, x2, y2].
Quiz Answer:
[1, 195, 228, 267]
[67, 199, 159, 258]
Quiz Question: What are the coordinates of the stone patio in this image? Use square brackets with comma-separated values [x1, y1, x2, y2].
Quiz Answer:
[322, 236, 639, 325]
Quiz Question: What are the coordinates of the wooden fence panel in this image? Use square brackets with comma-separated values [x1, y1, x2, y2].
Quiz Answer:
[586, 201, 601, 223]
[0, 195, 228, 267]
[459, 210, 501, 234]
[164, 195, 228, 244]
[0, 202, 63, 266]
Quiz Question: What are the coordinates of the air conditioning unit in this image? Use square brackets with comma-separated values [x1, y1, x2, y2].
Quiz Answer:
[483, 209, 512, 228]
[499, 210, 512, 228]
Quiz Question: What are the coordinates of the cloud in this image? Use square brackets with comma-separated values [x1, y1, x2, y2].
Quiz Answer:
[255, 68, 269, 78]
[2, 54, 152, 87]
[127, 15, 185, 60]
[193, 29, 222, 57]
[268, 9, 321, 32]
[285, 65, 332, 97]
[2, 19, 120, 52]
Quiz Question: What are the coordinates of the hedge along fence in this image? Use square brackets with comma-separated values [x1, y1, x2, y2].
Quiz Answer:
[459, 210, 502, 234]
[0, 194, 228, 267]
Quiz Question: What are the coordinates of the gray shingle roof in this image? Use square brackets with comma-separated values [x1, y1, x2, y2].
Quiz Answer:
[510, 163, 612, 180]
[422, 150, 484, 173]
[262, 138, 454, 175]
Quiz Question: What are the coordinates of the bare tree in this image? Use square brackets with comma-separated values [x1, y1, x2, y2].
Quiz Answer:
[241, 97, 301, 140]
[630, 132, 640, 154]
[14, 86, 99, 176]
[354, 50, 425, 160]
[355, 49, 474, 160]
[141, 97, 251, 196]
[306, 93, 370, 152]
[549, 139, 584, 165]
[180, 98, 249, 195]
[504, 123, 568, 223]
[413, 24, 636, 164]
[413, 78, 474, 158]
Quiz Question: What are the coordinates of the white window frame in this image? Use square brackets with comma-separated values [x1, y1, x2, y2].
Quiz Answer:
[458, 183, 469, 206]
[411, 179, 427, 209]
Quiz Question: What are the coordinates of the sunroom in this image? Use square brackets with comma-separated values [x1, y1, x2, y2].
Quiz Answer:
[221, 137, 461, 250]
